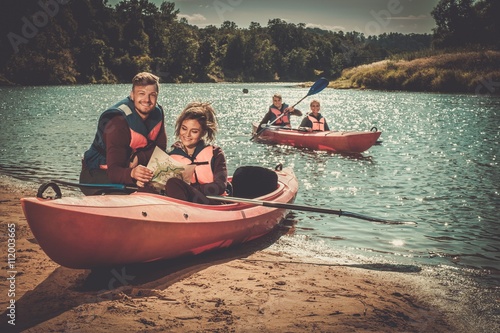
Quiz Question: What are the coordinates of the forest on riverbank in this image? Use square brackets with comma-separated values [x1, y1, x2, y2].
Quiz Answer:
[1, 0, 499, 94]
[331, 50, 500, 95]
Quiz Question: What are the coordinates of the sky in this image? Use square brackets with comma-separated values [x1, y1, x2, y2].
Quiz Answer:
[108, 0, 441, 35]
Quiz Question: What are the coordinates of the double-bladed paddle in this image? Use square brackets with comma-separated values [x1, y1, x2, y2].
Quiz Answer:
[251, 77, 329, 141]
[206, 195, 415, 225]
[50, 180, 414, 225]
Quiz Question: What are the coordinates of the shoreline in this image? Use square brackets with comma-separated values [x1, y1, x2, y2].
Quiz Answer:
[0, 175, 484, 332]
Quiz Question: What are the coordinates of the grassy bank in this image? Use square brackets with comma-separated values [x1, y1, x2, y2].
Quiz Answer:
[331, 50, 500, 95]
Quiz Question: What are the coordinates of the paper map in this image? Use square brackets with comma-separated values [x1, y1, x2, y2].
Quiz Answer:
[146, 147, 195, 192]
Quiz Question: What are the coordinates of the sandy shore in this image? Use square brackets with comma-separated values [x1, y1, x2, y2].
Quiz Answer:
[0, 176, 473, 332]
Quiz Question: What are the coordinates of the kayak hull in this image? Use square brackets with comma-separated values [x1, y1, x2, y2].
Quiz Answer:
[21, 168, 298, 269]
[252, 123, 381, 153]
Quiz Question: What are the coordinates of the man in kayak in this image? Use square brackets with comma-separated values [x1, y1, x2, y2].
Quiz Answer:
[79, 72, 167, 195]
[257, 93, 303, 129]
[299, 99, 330, 131]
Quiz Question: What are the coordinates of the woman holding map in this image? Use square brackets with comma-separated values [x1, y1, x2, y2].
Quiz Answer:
[165, 102, 228, 204]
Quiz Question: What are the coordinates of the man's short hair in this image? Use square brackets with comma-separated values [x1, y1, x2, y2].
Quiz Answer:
[132, 72, 160, 91]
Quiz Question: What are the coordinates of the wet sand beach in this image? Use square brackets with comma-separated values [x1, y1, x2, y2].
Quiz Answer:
[0, 176, 479, 332]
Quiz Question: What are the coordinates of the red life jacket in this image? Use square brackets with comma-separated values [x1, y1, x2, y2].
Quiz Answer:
[308, 115, 325, 131]
[270, 106, 291, 127]
[169, 145, 214, 184]
[83, 97, 164, 170]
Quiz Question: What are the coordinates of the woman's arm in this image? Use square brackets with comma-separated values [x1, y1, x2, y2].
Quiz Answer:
[192, 146, 228, 196]
[324, 119, 330, 131]
[299, 116, 312, 128]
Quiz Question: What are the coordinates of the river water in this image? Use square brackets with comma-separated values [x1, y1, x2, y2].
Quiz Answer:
[1, 83, 499, 329]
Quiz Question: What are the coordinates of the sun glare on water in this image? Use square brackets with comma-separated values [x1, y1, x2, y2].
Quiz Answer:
[391, 239, 405, 247]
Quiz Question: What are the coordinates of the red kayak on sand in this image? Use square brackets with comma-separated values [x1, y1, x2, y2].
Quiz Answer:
[21, 166, 298, 269]
[252, 122, 382, 154]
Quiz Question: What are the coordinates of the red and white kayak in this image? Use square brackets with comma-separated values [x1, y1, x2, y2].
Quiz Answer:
[21, 167, 298, 269]
[252, 122, 382, 153]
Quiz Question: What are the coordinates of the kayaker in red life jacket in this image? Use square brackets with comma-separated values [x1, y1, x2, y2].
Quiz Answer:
[166, 102, 228, 205]
[299, 99, 330, 132]
[79, 72, 167, 195]
[258, 93, 303, 129]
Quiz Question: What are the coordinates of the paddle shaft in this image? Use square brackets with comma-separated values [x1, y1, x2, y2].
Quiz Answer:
[206, 196, 415, 225]
[53, 180, 139, 191]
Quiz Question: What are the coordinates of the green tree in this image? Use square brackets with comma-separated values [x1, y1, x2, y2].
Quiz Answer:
[309, 38, 337, 78]
[268, 19, 291, 54]
[146, 1, 179, 58]
[474, 0, 500, 49]
[283, 48, 311, 80]
[75, 37, 117, 83]
[165, 21, 199, 82]
[431, 0, 477, 48]
[224, 32, 246, 73]
[244, 23, 278, 81]
[195, 34, 218, 82]
[116, 0, 151, 57]
[0, 0, 438, 85]
[6, 22, 78, 85]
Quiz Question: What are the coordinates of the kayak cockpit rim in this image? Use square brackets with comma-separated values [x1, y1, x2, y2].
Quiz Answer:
[133, 180, 288, 210]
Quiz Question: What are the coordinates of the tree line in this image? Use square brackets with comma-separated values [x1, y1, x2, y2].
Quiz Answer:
[0, 0, 497, 86]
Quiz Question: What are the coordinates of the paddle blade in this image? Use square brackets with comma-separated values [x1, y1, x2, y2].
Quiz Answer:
[307, 77, 329, 97]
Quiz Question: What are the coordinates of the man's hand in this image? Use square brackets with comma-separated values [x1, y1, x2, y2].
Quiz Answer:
[131, 165, 153, 187]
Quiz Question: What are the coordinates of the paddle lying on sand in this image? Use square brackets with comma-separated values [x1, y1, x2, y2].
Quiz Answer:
[251, 77, 330, 141]
[50, 180, 414, 225]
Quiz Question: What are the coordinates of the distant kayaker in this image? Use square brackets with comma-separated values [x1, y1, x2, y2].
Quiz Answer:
[299, 99, 330, 132]
[80, 72, 167, 195]
[257, 93, 303, 129]
[166, 102, 228, 204]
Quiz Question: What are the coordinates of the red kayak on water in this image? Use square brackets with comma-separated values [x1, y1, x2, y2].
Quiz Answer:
[252, 122, 382, 154]
[21, 166, 298, 269]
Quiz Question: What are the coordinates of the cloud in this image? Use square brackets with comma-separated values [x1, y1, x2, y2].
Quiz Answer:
[389, 15, 429, 21]
[178, 13, 207, 23]
[306, 23, 346, 32]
